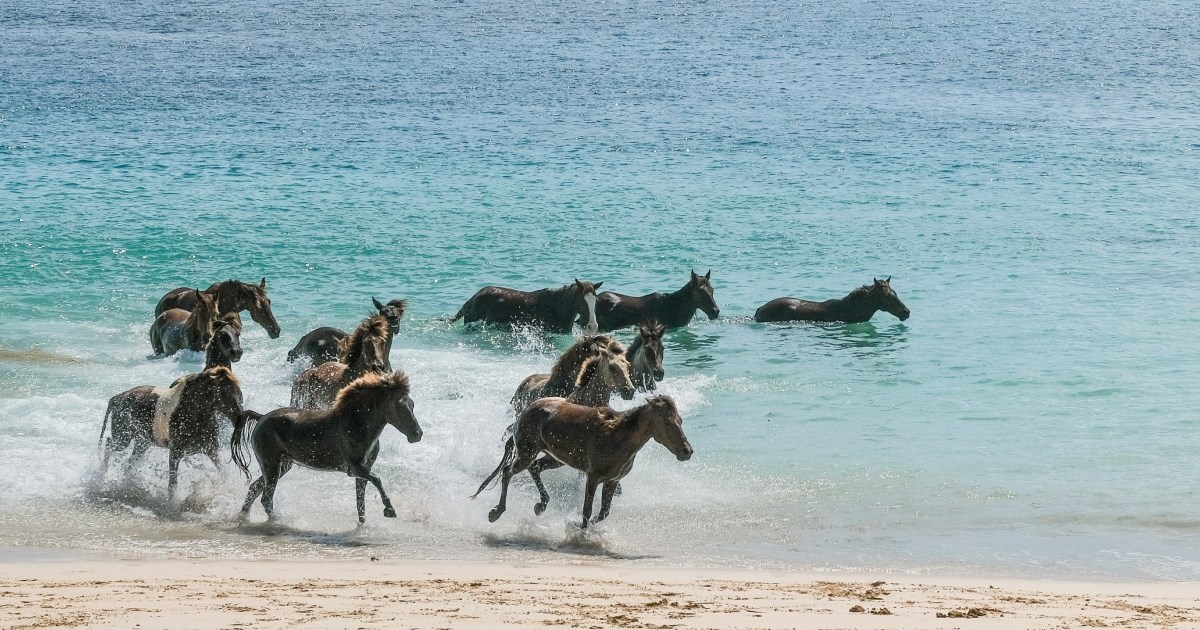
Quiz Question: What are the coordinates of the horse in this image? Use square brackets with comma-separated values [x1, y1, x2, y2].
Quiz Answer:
[231, 371, 422, 524]
[510, 335, 618, 415]
[626, 321, 666, 391]
[451, 279, 603, 334]
[97, 367, 244, 503]
[288, 298, 407, 367]
[149, 290, 218, 357]
[290, 314, 391, 409]
[594, 270, 719, 331]
[205, 312, 243, 370]
[474, 396, 692, 530]
[563, 348, 637, 408]
[155, 278, 281, 339]
[754, 277, 911, 324]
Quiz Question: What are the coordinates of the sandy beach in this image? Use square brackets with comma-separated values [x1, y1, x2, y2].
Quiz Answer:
[1, 557, 1197, 629]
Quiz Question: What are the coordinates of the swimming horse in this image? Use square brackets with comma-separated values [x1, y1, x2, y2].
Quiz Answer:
[451, 279, 603, 334]
[149, 290, 218, 356]
[594, 270, 719, 331]
[754, 277, 910, 323]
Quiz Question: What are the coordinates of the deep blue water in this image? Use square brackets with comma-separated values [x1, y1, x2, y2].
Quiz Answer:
[2, 0, 1199, 579]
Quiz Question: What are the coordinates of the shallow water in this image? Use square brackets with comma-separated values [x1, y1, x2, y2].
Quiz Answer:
[2, 0, 1199, 580]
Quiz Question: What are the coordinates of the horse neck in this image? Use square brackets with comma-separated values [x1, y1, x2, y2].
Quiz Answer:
[185, 309, 210, 348]
[334, 398, 391, 441]
[567, 364, 611, 407]
[540, 286, 579, 322]
[606, 405, 656, 455]
[829, 289, 878, 321]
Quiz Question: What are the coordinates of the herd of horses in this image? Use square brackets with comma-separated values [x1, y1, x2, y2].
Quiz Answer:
[96, 272, 910, 530]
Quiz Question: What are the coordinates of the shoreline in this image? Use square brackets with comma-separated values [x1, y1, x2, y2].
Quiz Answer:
[2, 555, 1197, 629]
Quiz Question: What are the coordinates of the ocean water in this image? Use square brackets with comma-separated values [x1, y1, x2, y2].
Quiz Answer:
[2, 0, 1199, 580]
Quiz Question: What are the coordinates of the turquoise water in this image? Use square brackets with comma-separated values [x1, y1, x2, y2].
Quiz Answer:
[2, 0, 1199, 579]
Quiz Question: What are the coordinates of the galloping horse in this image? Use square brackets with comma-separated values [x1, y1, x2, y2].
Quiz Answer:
[290, 314, 391, 409]
[510, 335, 618, 415]
[452, 279, 603, 334]
[288, 298, 406, 367]
[232, 371, 422, 524]
[594, 270, 719, 331]
[98, 367, 244, 503]
[754, 277, 911, 323]
[155, 278, 281, 339]
[205, 313, 243, 370]
[475, 396, 692, 530]
[626, 322, 666, 391]
[150, 290, 218, 357]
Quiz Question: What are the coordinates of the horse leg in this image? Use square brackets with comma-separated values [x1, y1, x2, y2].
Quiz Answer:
[580, 474, 601, 530]
[356, 478, 368, 524]
[595, 481, 619, 523]
[124, 439, 150, 477]
[261, 460, 291, 521]
[489, 447, 539, 523]
[347, 463, 396, 519]
[528, 455, 565, 516]
[240, 476, 265, 519]
[167, 448, 183, 504]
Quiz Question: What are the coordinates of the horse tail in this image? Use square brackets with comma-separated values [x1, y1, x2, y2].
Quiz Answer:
[230, 409, 262, 479]
[449, 305, 466, 323]
[471, 424, 518, 499]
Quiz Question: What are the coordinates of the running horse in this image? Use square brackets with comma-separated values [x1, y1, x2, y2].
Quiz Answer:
[594, 270, 719, 331]
[290, 314, 391, 409]
[510, 335, 619, 415]
[149, 290, 218, 356]
[451, 279, 603, 334]
[155, 278, 281, 339]
[204, 312, 244, 370]
[98, 367, 244, 503]
[754, 277, 911, 323]
[288, 298, 406, 367]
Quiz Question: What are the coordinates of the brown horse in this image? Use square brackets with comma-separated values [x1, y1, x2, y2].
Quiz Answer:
[204, 312, 243, 370]
[754, 277, 911, 323]
[564, 348, 637, 407]
[510, 335, 618, 415]
[155, 278, 281, 339]
[288, 298, 407, 366]
[232, 371, 422, 524]
[475, 396, 692, 529]
[98, 367, 244, 503]
[451, 279, 603, 334]
[595, 270, 719, 331]
[626, 321, 666, 391]
[150, 290, 218, 356]
[290, 314, 391, 409]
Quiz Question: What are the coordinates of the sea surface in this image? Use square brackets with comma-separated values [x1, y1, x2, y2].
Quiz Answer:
[2, 0, 1199, 580]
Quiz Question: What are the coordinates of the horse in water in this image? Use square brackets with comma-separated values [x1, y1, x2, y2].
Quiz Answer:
[288, 298, 407, 367]
[626, 322, 666, 391]
[205, 312, 243, 370]
[594, 270, 719, 331]
[510, 335, 619, 415]
[231, 371, 422, 524]
[98, 367, 244, 503]
[155, 278, 281, 339]
[754, 277, 911, 324]
[563, 348, 637, 407]
[290, 314, 391, 409]
[150, 290, 218, 357]
[474, 396, 692, 530]
[451, 279, 603, 334]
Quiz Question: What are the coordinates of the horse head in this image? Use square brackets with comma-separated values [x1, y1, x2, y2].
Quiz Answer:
[635, 321, 667, 383]
[210, 313, 243, 363]
[571, 278, 603, 332]
[381, 372, 423, 443]
[871, 277, 910, 321]
[373, 297, 408, 334]
[242, 278, 281, 339]
[577, 346, 636, 402]
[688, 270, 720, 320]
[644, 395, 692, 461]
[192, 289, 219, 348]
[341, 315, 391, 373]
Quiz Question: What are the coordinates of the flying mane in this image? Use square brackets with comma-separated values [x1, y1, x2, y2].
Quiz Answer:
[338, 315, 391, 365]
[332, 371, 411, 411]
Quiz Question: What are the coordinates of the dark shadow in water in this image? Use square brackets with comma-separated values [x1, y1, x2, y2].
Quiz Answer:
[665, 328, 719, 370]
[756, 320, 909, 354]
[481, 531, 658, 561]
[83, 476, 217, 521]
[225, 521, 380, 548]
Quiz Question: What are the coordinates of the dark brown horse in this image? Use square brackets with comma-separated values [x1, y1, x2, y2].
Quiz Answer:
[98, 367, 244, 503]
[232, 371, 422, 524]
[564, 347, 637, 407]
[510, 335, 618, 415]
[594, 270, 719, 332]
[451, 279, 603, 334]
[149, 290, 218, 356]
[288, 298, 407, 366]
[626, 322, 666, 391]
[204, 312, 243, 370]
[290, 315, 391, 409]
[155, 278, 281, 339]
[474, 396, 692, 529]
[754, 277, 911, 323]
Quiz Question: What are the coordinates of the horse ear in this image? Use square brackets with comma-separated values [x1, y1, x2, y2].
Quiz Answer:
[372, 297, 385, 311]
[593, 281, 602, 290]
[705, 269, 711, 279]
[886, 276, 892, 283]
[690, 269, 698, 280]
[260, 277, 267, 288]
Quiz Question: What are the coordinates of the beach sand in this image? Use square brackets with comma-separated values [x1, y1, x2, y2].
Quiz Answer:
[1, 557, 1197, 629]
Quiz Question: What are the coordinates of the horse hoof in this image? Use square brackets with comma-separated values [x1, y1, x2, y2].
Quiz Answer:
[534, 502, 546, 516]
[383, 507, 397, 518]
[488, 508, 504, 523]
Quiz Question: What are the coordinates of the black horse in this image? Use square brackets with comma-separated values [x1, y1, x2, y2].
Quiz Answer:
[594, 270, 719, 331]
[451, 279, 602, 334]
[754, 277, 910, 323]
[288, 298, 406, 366]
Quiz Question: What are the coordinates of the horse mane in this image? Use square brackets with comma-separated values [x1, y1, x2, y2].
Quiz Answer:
[333, 371, 411, 411]
[548, 335, 613, 382]
[386, 299, 408, 317]
[574, 355, 602, 389]
[339, 314, 390, 365]
[844, 284, 875, 301]
[202, 365, 240, 387]
[215, 311, 242, 333]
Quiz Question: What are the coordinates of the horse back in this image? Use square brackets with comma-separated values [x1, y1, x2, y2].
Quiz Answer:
[288, 327, 347, 364]
[155, 287, 198, 316]
[754, 297, 829, 323]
